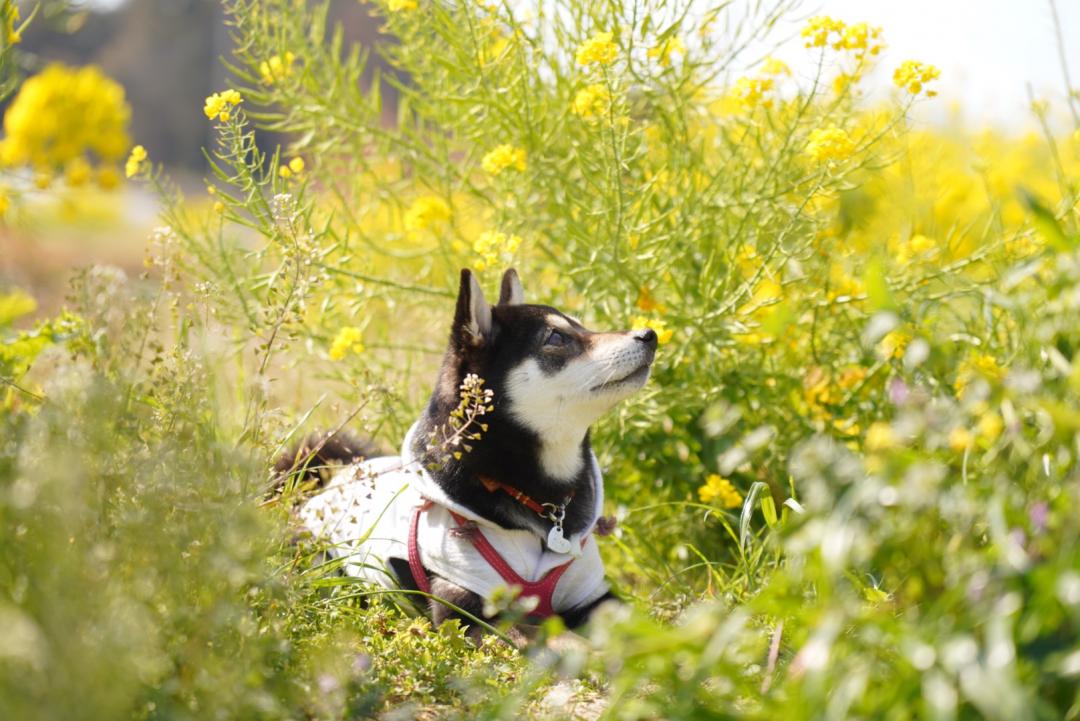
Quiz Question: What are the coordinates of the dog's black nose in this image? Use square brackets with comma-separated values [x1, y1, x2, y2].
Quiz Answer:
[634, 328, 658, 349]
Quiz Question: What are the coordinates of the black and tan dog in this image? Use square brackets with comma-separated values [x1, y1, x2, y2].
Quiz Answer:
[289, 268, 656, 633]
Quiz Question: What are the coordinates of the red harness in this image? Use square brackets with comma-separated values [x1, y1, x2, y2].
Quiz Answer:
[407, 502, 579, 620]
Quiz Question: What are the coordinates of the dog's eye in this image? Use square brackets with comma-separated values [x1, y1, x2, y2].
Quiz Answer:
[544, 330, 568, 347]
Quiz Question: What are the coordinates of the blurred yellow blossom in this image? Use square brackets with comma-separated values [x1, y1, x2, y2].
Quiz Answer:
[97, 166, 120, 189]
[481, 144, 527, 175]
[948, 426, 974, 452]
[472, 230, 521, 271]
[954, 353, 1005, 397]
[576, 31, 618, 66]
[125, 145, 147, 178]
[893, 60, 940, 97]
[0, 64, 131, 188]
[329, 326, 365, 361]
[386, 0, 418, 11]
[405, 195, 451, 232]
[204, 89, 243, 122]
[648, 36, 685, 67]
[259, 52, 296, 85]
[729, 76, 775, 111]
[836, 22, 883, 60]
[801, 16, 845, 49]
[865, 422, 898, 452]
[631, 315, 672, 344]
[805, 125, 854, 163]
[880, 329, 911, 359]
[761, 56, 790, 75]
[572, 83, 611, 120]
[977, 411, 1004, 442]
[698, 474, 743, 509]
[0, 187, 9, 217]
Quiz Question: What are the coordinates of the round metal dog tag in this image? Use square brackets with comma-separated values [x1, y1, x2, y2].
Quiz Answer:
[546, 526, 573, 554]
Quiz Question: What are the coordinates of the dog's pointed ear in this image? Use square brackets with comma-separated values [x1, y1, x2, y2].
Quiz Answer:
[452, 268, 492, 346]
[497, 268, 525, 306]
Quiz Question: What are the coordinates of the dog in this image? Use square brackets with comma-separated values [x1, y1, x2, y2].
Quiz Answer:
[287, 268, 657, 635]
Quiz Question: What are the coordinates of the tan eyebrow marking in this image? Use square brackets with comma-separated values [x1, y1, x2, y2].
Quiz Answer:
[546, 314, 574, 331]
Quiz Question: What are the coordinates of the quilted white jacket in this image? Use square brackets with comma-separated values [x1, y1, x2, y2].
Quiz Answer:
[299, 425, 610, 614]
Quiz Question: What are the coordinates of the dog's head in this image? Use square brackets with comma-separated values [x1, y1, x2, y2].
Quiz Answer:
[434, 268, 656, 479]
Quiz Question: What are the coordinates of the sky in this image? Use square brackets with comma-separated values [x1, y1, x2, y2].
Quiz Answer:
[74, 0, 1080, 129]
[761, 0, 1080, 129]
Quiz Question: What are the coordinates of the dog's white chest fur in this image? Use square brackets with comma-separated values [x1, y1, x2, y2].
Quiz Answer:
[298, 426, 610, 615]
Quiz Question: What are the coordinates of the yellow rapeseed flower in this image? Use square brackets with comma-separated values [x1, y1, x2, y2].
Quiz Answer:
[954, 352, 1005, 398]
[698, 474, 743, 509]
[572, 83, 611, 120]
[279, 156, 305, 179]
[0, 187, 9, 217]
[0, 63, 131, 189]
[204, 89, 243, 122]
[329, 326, 365, 361]
[259, 52, 296, 85]
[801, 16, 845, 49]
[836, 22, 883, 60]
[481, 144, 527, 175]
[948, 426, 974, 452]
[125, 145, 147, 178]
[575, 31, 618, 66]
[762, 56, 790, 76]
[648, 36, 685, 67]
[893, 60, 940, 97]
[631, 315, 673, 344]
[805, 125, 855, 163]
[387, 0, 418, 11]
[865, 422, 898, 453]
[97, 166, 120, 190]
[405, 195, 451, 232]
[729, 75, 775, 111]
[472, 230, 522, 271]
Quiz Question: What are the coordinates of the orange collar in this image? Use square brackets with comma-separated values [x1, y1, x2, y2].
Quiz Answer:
[478, 475, 573, 519]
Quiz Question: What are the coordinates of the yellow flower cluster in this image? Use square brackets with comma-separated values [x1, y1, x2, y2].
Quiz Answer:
[575, 31, 618, 66]
[203, 89, 243, 122]
[805, 125, 854, 163]
[802, 16, 883, 61]
[572, 83, 611, 120]
[125, 145, 147, 178]
[259, 52, 296, 85]
[328, 326, 364, 361]
[405, 194, 451, 232]
[893, 60, 940, 97]
[762, 57, 790, 76]
[729, 76, 775, 111]
[954, 352, 1005, 398]
[278, 157, 305, 179]
[631, 315, 673, 344]
[0, 63, 131, 188]
[472, 230, 521, 271]
[698, 474, 743, 509]
[481, 144, 526, 175]
[647, 36, 685, 67]
[386, 0, 417, 11]
[4, 2, 20, 45]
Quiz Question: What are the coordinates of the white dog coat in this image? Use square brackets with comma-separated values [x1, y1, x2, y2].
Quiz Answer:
[299, 425, 610, 616]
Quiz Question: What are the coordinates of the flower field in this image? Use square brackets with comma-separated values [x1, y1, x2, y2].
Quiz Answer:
[3, 0, 1080, 718]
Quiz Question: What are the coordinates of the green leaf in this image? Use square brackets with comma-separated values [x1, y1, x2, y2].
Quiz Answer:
[1021, 189, 1077, 252]
[863, 257, 897, 312]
